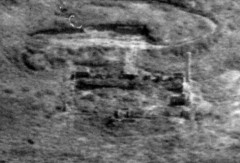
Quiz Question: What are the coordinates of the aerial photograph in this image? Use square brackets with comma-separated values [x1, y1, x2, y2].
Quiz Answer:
[0, 0, 240, 162]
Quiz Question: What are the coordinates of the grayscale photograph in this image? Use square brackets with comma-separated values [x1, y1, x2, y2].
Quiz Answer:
[0, 0, 239, 162]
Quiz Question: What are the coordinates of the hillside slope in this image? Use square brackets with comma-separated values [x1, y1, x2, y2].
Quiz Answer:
[0, 0, 240, 162]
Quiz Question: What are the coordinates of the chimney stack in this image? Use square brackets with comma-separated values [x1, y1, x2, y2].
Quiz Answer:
[185, 52, 192, 83]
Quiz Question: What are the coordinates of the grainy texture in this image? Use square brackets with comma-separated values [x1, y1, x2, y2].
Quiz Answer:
[0, 0, 240, 162]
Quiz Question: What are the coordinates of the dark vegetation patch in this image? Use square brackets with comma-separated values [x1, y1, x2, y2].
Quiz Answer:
[55, 105, 66, 112]
[89, 23, 156, 43]
[76, 78, 143, 90]
[2, 88, 14, 94]
[90, 64, 124, 79]
[28, 19, 84, 36]
[89, 0, 126, 8]
[27, 139, 35, 145]
[73, 55, 112, 67]
[29, 27, 84, 36]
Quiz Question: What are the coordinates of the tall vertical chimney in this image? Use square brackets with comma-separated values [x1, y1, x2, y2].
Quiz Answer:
[185, 52, 192, 83]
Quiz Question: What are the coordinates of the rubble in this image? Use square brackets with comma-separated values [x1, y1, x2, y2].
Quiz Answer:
[70, 67, 91, 79]
[168, 73, 189, 107]
[111, 107, 158, 122]
[76, 78, 142, 90]
[169, 93, 188, 106]
[180, 107, 191, 120]
[120, 73, 138, 80]
[119, 69, 139, 80]
[164, 73, 184, 93]
[162, 75, 172, 81]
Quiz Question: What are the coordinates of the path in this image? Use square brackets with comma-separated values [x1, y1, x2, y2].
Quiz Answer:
[49, 2, 217, 51]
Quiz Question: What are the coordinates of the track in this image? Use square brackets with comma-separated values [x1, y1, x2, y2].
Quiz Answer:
[49, 2, 218, 51]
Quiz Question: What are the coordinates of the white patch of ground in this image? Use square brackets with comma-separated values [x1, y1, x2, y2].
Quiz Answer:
[211, 70, 240, 133]
[186, 81, 213, 112]
[0, 10, 25, 26]
[232, 101, 240, 107]
[216, 135, 239, 148]
[103, 53, 120, 62]
[77, 137, 89, 142]
[124, 47, 139, 75]
[142, 105, 160, 111]
[219, 70, 240, 89]
[50, 30, 165, 50]
[38, 0, 53, 7]
[169, 117, 186, 125]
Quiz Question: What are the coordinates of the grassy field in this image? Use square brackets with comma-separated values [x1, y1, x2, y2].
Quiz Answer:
[1, 0, 240, 162]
